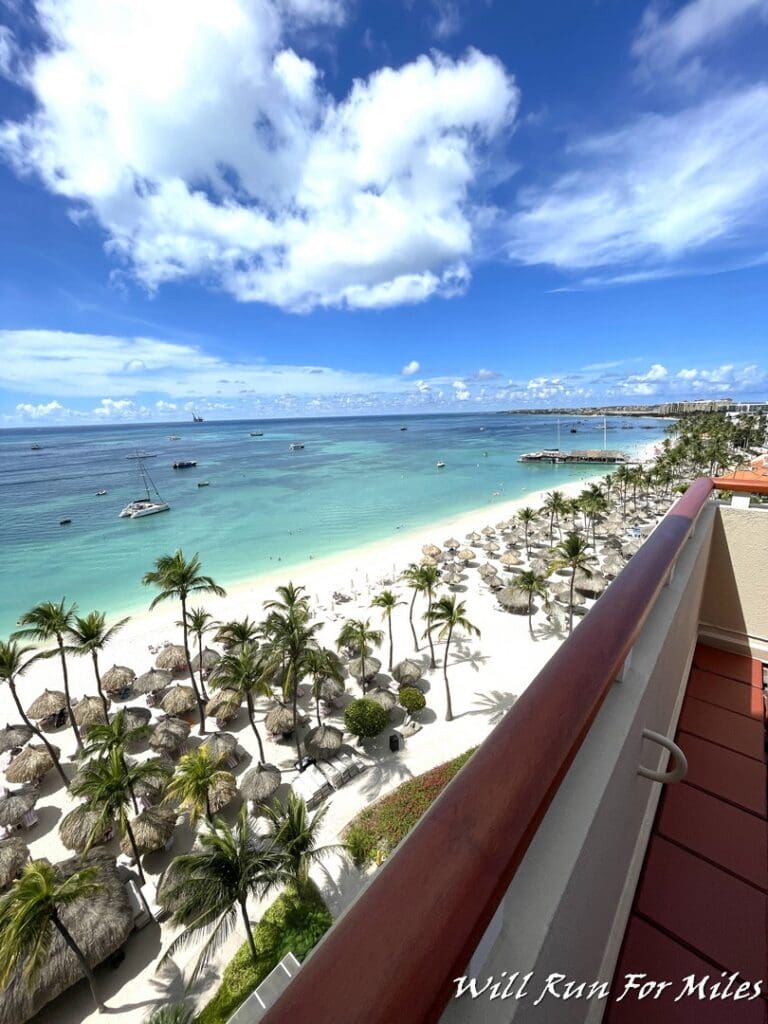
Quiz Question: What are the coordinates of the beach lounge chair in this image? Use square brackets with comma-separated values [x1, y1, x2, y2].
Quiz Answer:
[140, 881, 168, 922]
[21, 809, 38, 829]
[124, 878, 151, 929]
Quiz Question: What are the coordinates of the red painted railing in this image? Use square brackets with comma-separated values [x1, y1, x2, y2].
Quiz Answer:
[260, 477, 737, 1024]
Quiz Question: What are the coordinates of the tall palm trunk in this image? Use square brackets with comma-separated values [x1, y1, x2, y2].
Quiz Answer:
[123, 816, 146, 884]
[408, 590, 419, 651]
[51, 911, 105, 1013]
[90, 652, 110, 718]
[180, 596, 206, 735]
[8, 678, 69, 787]
[426, 590, 436, 669]
[527, 595, 534, 633]
[443, 624, 454, 722]
[56, 635, 82, 751]
[568, 570, 575, 635]
[290, 665, 303, 762]
[245, 692, 266, 763]
[122, 754, 139, 814]
[196, 632, 208, 701]
[386, 616, 393, 672]
[239, 898, 259, 968]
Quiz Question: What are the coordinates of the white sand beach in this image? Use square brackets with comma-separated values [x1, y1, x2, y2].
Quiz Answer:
[1, 443, 663, 1023]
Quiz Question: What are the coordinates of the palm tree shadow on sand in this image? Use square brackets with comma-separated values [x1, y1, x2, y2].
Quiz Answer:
[464, 689, 518, 725]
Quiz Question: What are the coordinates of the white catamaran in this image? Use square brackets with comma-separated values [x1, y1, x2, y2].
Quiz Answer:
[119, 454, 170, 518]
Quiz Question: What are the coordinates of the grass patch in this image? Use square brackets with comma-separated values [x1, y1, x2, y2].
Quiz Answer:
[343, 748, 476, 866]
[196, 882, 332, 1024]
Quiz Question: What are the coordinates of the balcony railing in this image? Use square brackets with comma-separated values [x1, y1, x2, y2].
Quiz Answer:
[260, 476, 763, 1024]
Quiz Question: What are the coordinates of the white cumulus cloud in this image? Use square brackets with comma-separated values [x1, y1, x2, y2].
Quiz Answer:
[401, 360, 420, 376]
[0, 0, 519, 312]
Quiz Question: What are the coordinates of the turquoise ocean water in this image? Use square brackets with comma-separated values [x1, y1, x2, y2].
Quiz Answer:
[0, 412, 667, 634]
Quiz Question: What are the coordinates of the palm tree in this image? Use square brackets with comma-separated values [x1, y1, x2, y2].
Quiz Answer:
[550, 532, 594, 634]
[81, 710, 153, 813]
[184, 606, 214, 702]
[262, 795, 342, 889]
[209, 643, 271, 762]
[264, 582, 310, 618]
[0, 639, 69, 787]
[164, 746, 235, 826]
[336, 619, 383, 695]
[513, 571, 548, 632]
[142, 550, 226, 735]
[370, 590, 404, 671]
[213, 616, 260, 651]
[158, 806, 285, 979]
[417, 564, 440, 669]
[400, 564, 424, 652]
[65, 611, 130, 717]
[517, 507, 537, 557]
[304, 647, 345, 726]
[72, 749, 172, 884]
[425, 595, 480, 722]
[543, 490, 567, 543]
[14, 599, 82, 751]
[0, 861, 107, 1013]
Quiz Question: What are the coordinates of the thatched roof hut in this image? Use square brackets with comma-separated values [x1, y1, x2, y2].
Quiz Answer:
[59, 804, 113, 853]
[120, 805, 177, 856]
[0, 837, 28, 889]
[191, 647, 221, 677]
[132, 761, 171, 805]
[392, 659, 422, 686]
[421, 543, 440, 557]
[240, 763, 281, 804]
[304, 725, 343, 761]
[25, 689, 66, 720]
[73, 696, 110, 731]
[0, 787, 38, 829]
[369, 688, 396, 713]
[149, 718, 190, 756]
[201, 732, 238, 764]
[457, 547, 476, 563]
[120, 706, 152, 734]
[133, 668, 173, 695]
[205, 690, 241, 724]
[498, 587, 530, 614]
[101, 665, 136, 694]
[443, 536, 461, 550]
[317, 676, 345, 703]
[155, 644, 188, 674]
[265, 705, 296, 736]
[500, 551, 522, 568]
[0, 852, 132, 1024]
[574, 570, 608, 597]
[160, 685, 197, 716]
[0, 724, 32, 754]
[347, 656, 381, 682]
[5, 744, 60, 784]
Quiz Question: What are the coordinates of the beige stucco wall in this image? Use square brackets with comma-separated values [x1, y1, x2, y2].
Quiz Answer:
[699, 505, 768, 650]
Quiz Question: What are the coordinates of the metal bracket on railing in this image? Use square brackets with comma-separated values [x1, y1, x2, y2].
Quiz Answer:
[637, 728, 688, 784]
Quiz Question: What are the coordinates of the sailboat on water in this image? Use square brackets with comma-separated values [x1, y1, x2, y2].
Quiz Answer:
[119, 454, 170, 519]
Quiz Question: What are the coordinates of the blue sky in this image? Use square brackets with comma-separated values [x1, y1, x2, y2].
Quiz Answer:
[0, 0, 767, 424]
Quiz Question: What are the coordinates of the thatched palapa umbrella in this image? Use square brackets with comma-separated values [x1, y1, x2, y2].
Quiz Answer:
[205, 689, 240, 723]
[133, 668, 173, 695]
[420, 554, 439, 567]
[478, 562, 498, 578]
[0, 852, 133, 1024]
[160, 685, 197, 716]
[59, 804, 113, 852]
[73, 696, 110, 731]
[155, 644, 188, 674]
[551, 583, 586, 607]
[6, 743, 60, 784]
[421, 543, 441, 558]
[392, 659, 422, 686]
[574, 570, 608, 597]
[240, 763, 281, 804]
[304, 724, 343, 761]
[500, 551, 522, 568]
[25, 689, 66, 721]
[484, 540, 501, 553]
[457, 547, 476, 563]
[498, 587, 530, 614]
[101, 665, 136, 695]
[481, 525, 496, 537]
[149, 717, 190, 756]
[369, 688, 396, 713]
[201, 732, 238, 765]
[191, 647, 221, 677]
[133, 761, 171, 805]
[0, 724, 32, 754]
[121, 706, 152, 733]
[466, 531, 482, 544]
[0, 787, 38, 829]
[120, 805, 177, 856]
[347, 656, 381, 683]
[208, 774, 238, 814]
[265, 705, 296, 736]
[443, 537, 461, 550]
[0, 837, 28, 889]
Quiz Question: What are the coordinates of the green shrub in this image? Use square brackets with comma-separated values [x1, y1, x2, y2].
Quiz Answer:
[344, 697, 389, 738]
[398, 687, 426, 714]
[196, 883, 332, 1024]
[343, 748, 475, 866]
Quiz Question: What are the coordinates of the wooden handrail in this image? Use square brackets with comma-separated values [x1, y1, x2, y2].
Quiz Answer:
[260, 477, 716, 1024]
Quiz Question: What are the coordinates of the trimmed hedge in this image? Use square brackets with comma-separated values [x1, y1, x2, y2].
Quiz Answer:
[343, 697, 389, 738]
[398, 686, 426, 714]
[196, 883, 332, 1024]
[343, 748, 475, 866]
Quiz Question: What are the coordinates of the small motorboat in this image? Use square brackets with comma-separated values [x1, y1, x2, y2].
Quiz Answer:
[197, 481, 210, 488]
[30, 443, 42, 451]
[167, 434, 181, 440]
[400, 426, 408, 431]
[95, 489, 108, 496]
[436, 461, 446, 469]
[59, 518, 72, 526]
[289, 443, 305, 451]
[173, 460, 197, 469]
[250, 431, 263, 436]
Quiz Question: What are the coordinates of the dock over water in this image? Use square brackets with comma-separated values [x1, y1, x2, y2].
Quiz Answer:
[518, 448, 634, 465]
